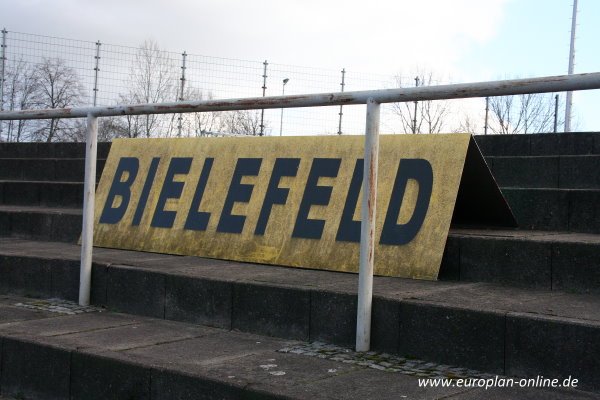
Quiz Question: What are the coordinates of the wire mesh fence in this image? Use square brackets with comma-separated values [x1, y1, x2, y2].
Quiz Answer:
[0, 29, 566, 142]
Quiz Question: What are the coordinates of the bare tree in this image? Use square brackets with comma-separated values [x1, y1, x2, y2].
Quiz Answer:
[489, 92, 560, 134]
[2, 58, 40, 142]
[452, 114, 481, 134]
[119, 40, 177, 138]
[32, 58, 85, 142]
[218, 110, 264, 136]
[113, 39, 268, 139]
[69, 116, 130, 142]
[391, 72, 449, 134]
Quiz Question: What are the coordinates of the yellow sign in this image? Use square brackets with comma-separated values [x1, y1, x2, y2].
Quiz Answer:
[93, 134, 473, 279]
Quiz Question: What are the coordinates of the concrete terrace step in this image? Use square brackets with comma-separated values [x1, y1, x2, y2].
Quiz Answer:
[0, 181, 85, 207]
[1, 212, 598, 292]
[1, 133, 598, 159]
[0, 206, 82, 242]
[2, 154, 599, 190]
[1, 183, 599, 234]
[474, 132, 600, 157]
[2, 295, 597, 400]
[0, 158, 106, 182]
[0, 141, 111, 159]
[442, 229, 600, 292]
[501, 188, 600, 233]
[0, 242, 599, 393]
[487, 155, 600, 189]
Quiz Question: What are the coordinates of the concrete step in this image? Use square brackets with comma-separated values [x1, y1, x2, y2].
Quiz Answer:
[0, 240, 599, 393]
[0, 158, 106, 182]
[441, 229, 600, 293]
[2, 295, 596, 400]
[474, 132, 600, 157]
[0, 142, 111, 159]
[502, 188, 600, 233]
[0, 206, 82, 242]
[1, 183, 598, 235]
[0, 181, 84, 207]
[1, 154, 599, 193]
[1, 208, 598, 292]
[488, 155, 600, 189]
[1, 133, 598, 160]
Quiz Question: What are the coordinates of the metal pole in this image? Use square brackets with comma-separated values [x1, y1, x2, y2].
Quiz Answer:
[79, 113, 98, 306]
[279, 78, 288, 136]
[356, 97, 380, 352]
[260, 60, 268, 136]
[0, 28, 7, 141]
[92, 41, 101, 107]
[337, 68, 346, 134]
[178, 51, 187, 137]
[484, 96, 489, 135]
[554, 94, 559, 133]
[565, 0, 578, 132]
[412, 76, 419, 134]
[2, 73, 600, 120]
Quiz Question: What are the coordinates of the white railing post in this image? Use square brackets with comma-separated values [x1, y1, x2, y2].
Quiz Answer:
[356, 97, 380, 352]
[79, 113, 98, 306]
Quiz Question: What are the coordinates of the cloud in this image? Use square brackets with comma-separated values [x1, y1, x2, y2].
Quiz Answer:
[2, 0, 510, 76]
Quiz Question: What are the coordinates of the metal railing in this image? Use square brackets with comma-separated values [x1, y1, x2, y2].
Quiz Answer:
[2, 72, 600, 352]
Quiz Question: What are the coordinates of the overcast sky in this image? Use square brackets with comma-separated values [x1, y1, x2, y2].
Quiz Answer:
[3, 0, 600, 131]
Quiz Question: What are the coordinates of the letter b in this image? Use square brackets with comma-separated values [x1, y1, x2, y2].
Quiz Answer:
[99, 157, 139, 224]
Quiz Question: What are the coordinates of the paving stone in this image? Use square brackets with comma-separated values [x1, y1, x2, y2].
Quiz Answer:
[52, 318, 214, 351]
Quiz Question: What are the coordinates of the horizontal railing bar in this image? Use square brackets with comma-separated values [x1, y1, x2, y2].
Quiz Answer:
[1, 72, 599, 120]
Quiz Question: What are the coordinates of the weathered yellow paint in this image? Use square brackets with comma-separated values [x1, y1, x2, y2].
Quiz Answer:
[93, 134, 471, 279]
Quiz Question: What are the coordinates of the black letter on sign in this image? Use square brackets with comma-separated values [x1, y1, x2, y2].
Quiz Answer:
[151, 157, 192, 228]
[255, 158, 300, 235]
[217, 158, 262, 234]
[336, 159, 363, 242]
[292, 158, 341, 239]
[379, 158, 433, 246]
[99, 157, 139, 224]
[184, 158, 214, 231]
[132, 157, 160, 226]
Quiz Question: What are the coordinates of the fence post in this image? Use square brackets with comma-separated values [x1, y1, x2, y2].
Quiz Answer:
[0, 28, 7, 141]
[79, 113, 98, 306]
[356, 97, 380, 352]
[565, 0, 578, 132]
[337, 68, 346, 134]
[92, 41, 101, 107]
[178, 51, 187, 137]
[484, 96, 489, 135]
[554, 94, 559, 133]
[260, 60, 268, 136]
[412, 76, 419, 134]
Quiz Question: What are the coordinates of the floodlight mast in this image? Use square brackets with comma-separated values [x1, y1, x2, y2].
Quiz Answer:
[565, 0, 578, 132]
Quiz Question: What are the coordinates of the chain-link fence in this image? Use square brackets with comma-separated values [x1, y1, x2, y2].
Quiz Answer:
[0, 29, 567, 142]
